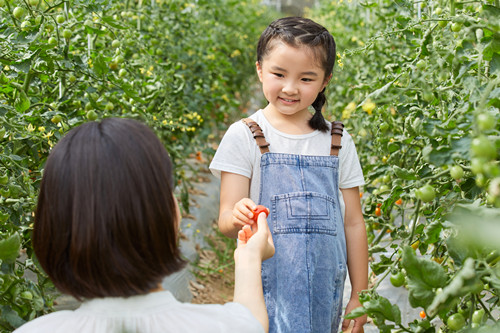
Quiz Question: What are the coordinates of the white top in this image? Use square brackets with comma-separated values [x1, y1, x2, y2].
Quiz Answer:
[14, 290, 264, 333]
[209, 110, 365, 219]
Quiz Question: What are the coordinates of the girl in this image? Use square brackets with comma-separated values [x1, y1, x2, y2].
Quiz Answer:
[15, 118, 274, 333]
[210, 17, 368, 333]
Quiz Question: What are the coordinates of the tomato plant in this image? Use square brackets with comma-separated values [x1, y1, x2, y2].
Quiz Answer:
[0, 0, 274, 330]
[311, 0, 500, 331]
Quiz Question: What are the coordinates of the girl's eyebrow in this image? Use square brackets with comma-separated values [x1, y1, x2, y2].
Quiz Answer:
[270, 65, 319, 77]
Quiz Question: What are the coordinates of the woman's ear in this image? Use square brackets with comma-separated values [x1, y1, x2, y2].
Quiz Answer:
[256, 61, 263, 82]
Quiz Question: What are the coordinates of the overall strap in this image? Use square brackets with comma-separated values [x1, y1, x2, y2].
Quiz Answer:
[242, 118, 270, 154]
[330, 121, 344, 156]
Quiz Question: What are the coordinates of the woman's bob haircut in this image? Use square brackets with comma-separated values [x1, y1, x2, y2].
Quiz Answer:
[33, 118, 185, 300]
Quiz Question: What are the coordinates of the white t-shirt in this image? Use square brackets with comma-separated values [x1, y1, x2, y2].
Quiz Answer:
[14, 291, 264, 333]
[210, 110, 365, 219]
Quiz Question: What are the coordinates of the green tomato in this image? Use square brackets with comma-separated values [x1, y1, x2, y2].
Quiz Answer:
[477, 112, 496, 131]
[20, 20, 31, 31]
[379, 184, 390, 193]
[62, 29, 72, 39]
[438, 20, 448, 28]
[51, 114, 62, 124]
[476, 173, 487, 187]
[0, 0, 5, 7]
[434, 7, 443, 15]
[111, 39, 120, 48]
[451, 22, 462, 32]
[48, 36, 57, 47]
[114, 55, 125, 64]
[86, 110, 98, 121]
[20, 291, 33, 300]
[471, 136, 496, 160]
[13, 7, 25, 19]
[450, 165, 464, 180]
[472, 308, 485, 324]
[416, 184, 436, 202]
[29, 0, 39, 6]
[380, 122, 390, 132]
[68, 74, 77, 83]
[56, 14, 65, 24]
[118, 68, 127, 77]
[390, 271, 405, 287]
[105, 102, 114, 111]
[45, 23, 54, 32]
[447, 313, 465, 331]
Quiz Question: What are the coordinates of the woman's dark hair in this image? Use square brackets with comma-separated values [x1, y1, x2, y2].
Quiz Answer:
[257, 17, 336, 132]
[33, 118, 186, 300]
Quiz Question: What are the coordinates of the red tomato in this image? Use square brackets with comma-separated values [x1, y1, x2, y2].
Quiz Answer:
[252, 205, 269, 223]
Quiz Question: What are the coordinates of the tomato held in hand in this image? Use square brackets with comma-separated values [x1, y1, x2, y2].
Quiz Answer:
[252, 205, 269, 223]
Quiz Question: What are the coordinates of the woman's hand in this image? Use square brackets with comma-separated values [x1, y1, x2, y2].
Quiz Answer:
[235, 211, 274, 262]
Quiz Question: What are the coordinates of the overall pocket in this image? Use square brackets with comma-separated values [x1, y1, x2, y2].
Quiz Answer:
[270, 191, 339, 236]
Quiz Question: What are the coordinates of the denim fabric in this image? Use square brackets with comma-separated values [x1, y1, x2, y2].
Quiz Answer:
[259, 153, 347, 333]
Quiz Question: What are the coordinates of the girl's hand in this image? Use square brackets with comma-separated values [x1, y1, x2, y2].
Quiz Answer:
[232, 198, 258, 230]
[235, 211, 275, 262]
[341, 298, 367, 333]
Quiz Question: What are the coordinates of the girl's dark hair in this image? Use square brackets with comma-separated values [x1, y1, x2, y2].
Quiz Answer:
[257, 17, 336, 132]
[33, 118, 185, 300]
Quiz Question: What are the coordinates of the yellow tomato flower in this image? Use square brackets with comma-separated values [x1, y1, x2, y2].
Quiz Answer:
[362, 100, 376, 115]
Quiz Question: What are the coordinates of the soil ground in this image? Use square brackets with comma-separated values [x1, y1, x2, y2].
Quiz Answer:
[189, 223, 236, 305]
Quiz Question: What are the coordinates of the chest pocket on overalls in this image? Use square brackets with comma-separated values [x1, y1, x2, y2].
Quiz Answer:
[271, 192, 338, 236]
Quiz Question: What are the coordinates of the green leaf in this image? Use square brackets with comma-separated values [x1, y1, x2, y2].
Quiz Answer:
[0, 233, 21, 264]
[0, 305, 26, 328]
[393, 165, 416, 180]
[401, 246, 447, 308]
[490, 52, 500, 76]
[344, 306, 367, 319]
[92, 55, 108, 77]
[14, 90, 30, 113]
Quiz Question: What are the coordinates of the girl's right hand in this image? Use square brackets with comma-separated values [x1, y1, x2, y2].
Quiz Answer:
[232, 198, 258, 230]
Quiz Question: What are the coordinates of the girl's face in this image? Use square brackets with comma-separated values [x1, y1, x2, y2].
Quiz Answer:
[256, 42, 330, 120]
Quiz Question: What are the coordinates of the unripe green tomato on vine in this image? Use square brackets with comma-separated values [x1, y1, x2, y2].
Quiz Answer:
[86, 110, 98, 121]
[13, 7, 25, 19]
[416, 184, 436, 202]
[471, 136, 496, 160]
[62, 29, 72, 39]
[476, 112, 496, 131]
[48, 37, 57, 47]
[447, 313, 465, 331]
[451, 22, 462, 32]
[450, 165, 464, 180]
[20, 21, 31, 31]
[56, 14, 65, 24]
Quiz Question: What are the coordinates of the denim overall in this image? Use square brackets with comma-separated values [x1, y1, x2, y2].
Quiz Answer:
[243, 119, 347, 333]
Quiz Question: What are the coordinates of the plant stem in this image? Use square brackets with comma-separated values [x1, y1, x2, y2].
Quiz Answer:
[408, 199, 422, 246]
[450, 0, 456, 16]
